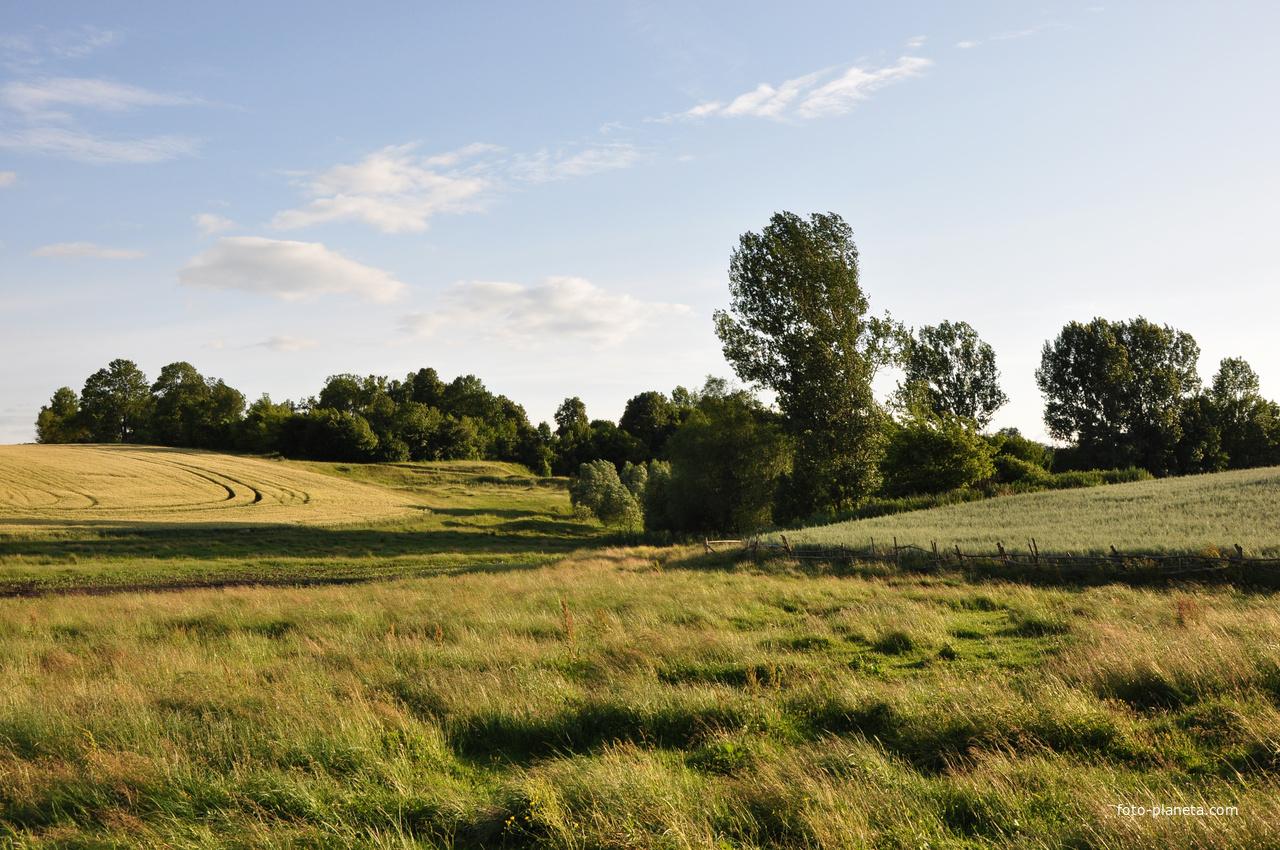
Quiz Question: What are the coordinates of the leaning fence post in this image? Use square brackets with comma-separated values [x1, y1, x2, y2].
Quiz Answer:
[781, 534, 792, 555]
[1031, 538, 1039, 566]
[955, 544, 963, 562]
[893, 536, 900, 566]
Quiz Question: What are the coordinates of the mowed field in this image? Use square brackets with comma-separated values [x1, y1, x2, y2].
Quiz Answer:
[0, 446, 593, 595]
[783, 465, 1280, 557]
[0, 445, 422, 530]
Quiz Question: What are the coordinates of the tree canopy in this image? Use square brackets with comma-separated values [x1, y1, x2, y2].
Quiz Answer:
[714, 211, 897, 518]
[1036, 317, 1200, 475]
[898, 320, 1007, 428]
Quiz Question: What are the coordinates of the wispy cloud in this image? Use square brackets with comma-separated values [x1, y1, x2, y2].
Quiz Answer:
[401, 276, 691, 348]
[1, 26, 118, 70]
[0, 76, 201, 163]
[259, 334, 318, 352]
[957, 23, 1069, 49]
[193, 213, 238, 235]
[0, 171, 14, 187]
[2, 77, 198, 113]
[509, 144, 641, 182]
[0, 126, 198, 163]
[666, 56, 931, 122]
[30, 241, 146, 259]
[179, 237, 407, 302]
[272, 141, 641, 233]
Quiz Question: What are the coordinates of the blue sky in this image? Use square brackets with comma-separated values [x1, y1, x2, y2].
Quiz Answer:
[2, 1, 1277, 444]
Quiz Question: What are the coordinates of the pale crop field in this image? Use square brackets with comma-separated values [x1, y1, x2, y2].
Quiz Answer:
[0, 444, 425, 532]
[782, 465, 1280, 557]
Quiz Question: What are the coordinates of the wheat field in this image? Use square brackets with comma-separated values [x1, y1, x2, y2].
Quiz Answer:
[0, 444, 424, 531]
[782, 465, 1280, 557]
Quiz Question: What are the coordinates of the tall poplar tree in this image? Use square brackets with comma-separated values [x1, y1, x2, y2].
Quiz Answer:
[714, 211, 898, 518]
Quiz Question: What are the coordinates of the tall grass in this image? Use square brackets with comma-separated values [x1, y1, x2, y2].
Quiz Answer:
[1, 551, 1277, 846]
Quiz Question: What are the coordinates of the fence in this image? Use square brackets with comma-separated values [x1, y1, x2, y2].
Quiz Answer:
[703, 536, 1280, 581]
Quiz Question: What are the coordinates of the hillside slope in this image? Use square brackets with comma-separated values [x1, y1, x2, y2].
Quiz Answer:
[0, 444, 424, 530]
[781, 465, 1280, 556]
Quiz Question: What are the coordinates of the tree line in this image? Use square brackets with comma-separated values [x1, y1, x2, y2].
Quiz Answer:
[35, 211, 1280, 536]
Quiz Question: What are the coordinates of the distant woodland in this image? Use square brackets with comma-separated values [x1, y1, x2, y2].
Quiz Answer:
[36, 213, 1280, 535]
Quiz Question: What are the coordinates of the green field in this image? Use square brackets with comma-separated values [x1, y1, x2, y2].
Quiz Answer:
[1, 446, 1278, 848]
[780, 465, 1280, 557]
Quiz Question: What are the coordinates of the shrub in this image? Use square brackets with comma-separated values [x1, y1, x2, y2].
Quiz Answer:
[569, 461, 642, 530]
[880, 412, 996, 497]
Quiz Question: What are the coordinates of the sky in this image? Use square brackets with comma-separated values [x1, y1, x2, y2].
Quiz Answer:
[2, 1, 1278, 445]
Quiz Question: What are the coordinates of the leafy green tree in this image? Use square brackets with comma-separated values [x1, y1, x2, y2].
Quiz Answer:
[880, 411, 996, 497]
[570, 460, 642, 530]
[317, 374, 387, 414]
[1210, 358, 1280, 469]
[392, 402, 443, 461]
[898, 321, 1007, 429]
[235, 395, 297, 454]
[619, 391, 681, 457]
[1172, 394, 1228, 475]
[36, 387, 87, 443]
[300, 409, 378, 462]
[714, 211, 897, 518]
[660, 387, 791, 535]
[80, 359, 152, 443]
[987, 427, 1053, 469]
[150, 362, 245, 449]
[1036, 317, 1200, 474]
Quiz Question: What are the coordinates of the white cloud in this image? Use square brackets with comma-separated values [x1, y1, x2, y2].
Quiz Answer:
[671, 56, 931, 122]
[956, 23, 1069, 49]
[271, 143, 492, 233]
[797, 57, 932, 119]
[272, 141, 641, 232]
[178, 237, 407, 302]
[0, 125, 198, 164]
[30, 241, 145, 259]
[0, 171, 14, 187]
[510, 144, 641, 182]
[260, 334, 318, 352]
[193, 213, 237, 235]
[0, 76, 201, 163]
[2, 77, 197, 113]
[1, 26, 118, 70]
[402, 276, 691, 347]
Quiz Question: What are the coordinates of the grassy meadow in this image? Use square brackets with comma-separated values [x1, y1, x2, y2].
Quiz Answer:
[1, 446, 1279, 847]
[781, 465, 1280, 558]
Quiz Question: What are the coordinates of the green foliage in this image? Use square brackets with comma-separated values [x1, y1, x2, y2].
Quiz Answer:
[881, 412, 997, 497]
[899, 320, 1008, 428]
[234, 395, 296, 455]
[659, 385, 791, 535]
[988, 427, 1053, 469]
[35, 387, 86, 443]
[151, 361, 245, 449]
[1210, 357, 1280, 470]
[299, 409, 379, 463]
[714, 211, 898, 517]
[619, 390, 681, 457]
[1036, 317, 1200, 475]
[569, 460, 642, 529]
[79, 358, 153, 443]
